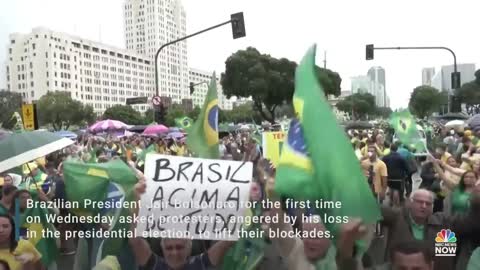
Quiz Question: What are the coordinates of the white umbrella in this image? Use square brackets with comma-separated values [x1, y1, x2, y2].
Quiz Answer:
[445, 120, 465, 128]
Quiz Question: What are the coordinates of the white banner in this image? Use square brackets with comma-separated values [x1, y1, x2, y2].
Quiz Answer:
[136, 154, 253, 240]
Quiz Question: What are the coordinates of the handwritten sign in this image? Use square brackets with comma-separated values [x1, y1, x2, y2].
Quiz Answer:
[262, 131, 286, 167]
[137, 154, 253, 240]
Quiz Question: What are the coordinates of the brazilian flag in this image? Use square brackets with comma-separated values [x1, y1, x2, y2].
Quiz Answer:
[175, 116, 193, 130]
[389, 110, 426, 151]
[186, 72, 219, 159]
[21, 202, 59, 266]
[275, 45, 380, 248]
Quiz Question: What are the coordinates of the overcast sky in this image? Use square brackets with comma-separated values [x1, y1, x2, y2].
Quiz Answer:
[1, 0, 479, 109]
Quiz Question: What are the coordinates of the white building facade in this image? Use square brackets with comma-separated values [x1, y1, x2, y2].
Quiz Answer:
[422, 67, 435, 86]
[124, 0, 188, 104]
[351, 75, 372, 94]
[434, 64, 476, 92]
[6, 27, 154, 114]
[188, 68, 232, 110]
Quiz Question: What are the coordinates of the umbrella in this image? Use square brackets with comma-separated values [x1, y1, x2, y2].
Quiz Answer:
[0, 131, 74, 173]
[345, 121, 373, 130]
[445, 120, 465, 128]
[54, 130, 78, 140]
[468, 114, 480, 130]
[89, 119, 132, 133]
[143, 124, 169, 135]
[0, 129, 11, 141]
[167, 131, 184, 139]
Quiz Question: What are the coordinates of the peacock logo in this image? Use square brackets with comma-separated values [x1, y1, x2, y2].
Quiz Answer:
[435, 229, 457, 243]
[435, 229, 457, 257]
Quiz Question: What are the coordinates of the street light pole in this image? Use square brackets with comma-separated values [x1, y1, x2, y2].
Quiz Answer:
[155, 20, 232, 96]
[368, 46, 458, 113]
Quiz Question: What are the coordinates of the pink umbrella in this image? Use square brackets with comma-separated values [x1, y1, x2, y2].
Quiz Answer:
[142, 124, 169, 135]
[89, 119, 132, 133]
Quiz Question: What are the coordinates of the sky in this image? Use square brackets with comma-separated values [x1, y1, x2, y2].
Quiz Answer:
[0, 0, 479, 109]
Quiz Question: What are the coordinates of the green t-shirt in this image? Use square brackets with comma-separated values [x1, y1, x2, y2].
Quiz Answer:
[410, 215, 425, 240]
[451, 189, 471, 215]
[0, 203, 9, 215]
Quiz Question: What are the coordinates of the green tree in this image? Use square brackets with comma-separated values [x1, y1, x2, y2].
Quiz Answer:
[187, 106, 201, 121]
[103, 104, 143, 125]
[164, 104, 185, 127]
[456, 69, 480, 105]
[143, 108, 154, 125]
[220, 103, 262, 124]
[0, 90, 23, 129]
[315, 67, 342, 97]
[221, 47, 342, 123]
[37, 91, 94, 130]
[336, 93, 376, 120]
[221, 47, 296, 123]
[374, 107, 393, 119]
[408, 85, 442, 119]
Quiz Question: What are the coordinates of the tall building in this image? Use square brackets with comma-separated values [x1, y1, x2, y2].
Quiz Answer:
[188, 68, 232, 110]
[431, 64, 476, 92]
[367, 66, 387, 107]
[6, 27, 154, 114]
[422, 67, 435, 86]
[124, 0, 188, 104]
[350, 76, 372, 94]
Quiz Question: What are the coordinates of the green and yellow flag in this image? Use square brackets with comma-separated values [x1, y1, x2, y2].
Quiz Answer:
[275, 45, 380, 240]
[21, 203, 59, 266]
[63, 159, 138, 261]
[389, 110, 426, 152]
[186, 73, 219, 159]
[175, 116, 193, 130]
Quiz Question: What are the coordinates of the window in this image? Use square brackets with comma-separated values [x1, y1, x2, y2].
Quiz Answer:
[29, 62, 33, 68]
[32, 43, 36, 50]
[30, 82, 34, 87]
[55, 81, 57, 87]
[30, 72, 33, 78]
[47, 81, 49, 87]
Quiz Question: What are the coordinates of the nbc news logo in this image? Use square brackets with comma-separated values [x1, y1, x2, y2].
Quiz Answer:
[435, 229, 457, 256]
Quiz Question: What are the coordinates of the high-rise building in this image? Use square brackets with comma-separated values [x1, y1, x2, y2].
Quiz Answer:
[6, 27, 154, 114]
[422, 67, 435, 86]
[350, 76, 372, 95]
[431, 64, 476, 92]
[188, 68, 232, 110]
[367, 66, 387, 107]
[124, 0, 188, 104]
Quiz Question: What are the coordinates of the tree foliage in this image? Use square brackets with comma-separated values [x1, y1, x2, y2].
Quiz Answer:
[37, 91, 95, 130]
[164, 104, 185, 127]
[336, 93, 376, 120]
[374, 107, 393, 119]
[315, 67, 342, 97]
[456, 69, 480, 105]
[0, 90, 23, 129]
[221, 47, 342, 123]
[408, 85, 442, 119]
[219, 103, 262, 124]
[103, 104, 143, 125]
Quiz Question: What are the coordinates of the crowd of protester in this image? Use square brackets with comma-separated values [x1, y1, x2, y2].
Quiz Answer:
[0, 123, 479, 270]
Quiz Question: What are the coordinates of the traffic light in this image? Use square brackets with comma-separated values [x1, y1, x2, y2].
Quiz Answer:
[451, 72, 461, 89]
[231, 12, 246, 39]
[366, 44, 374, 60]
[189, 82, 195, 95]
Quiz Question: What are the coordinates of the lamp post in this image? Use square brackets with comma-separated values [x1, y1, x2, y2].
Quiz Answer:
[154, 12, 245, 96]
[365, 45, 459, 113]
